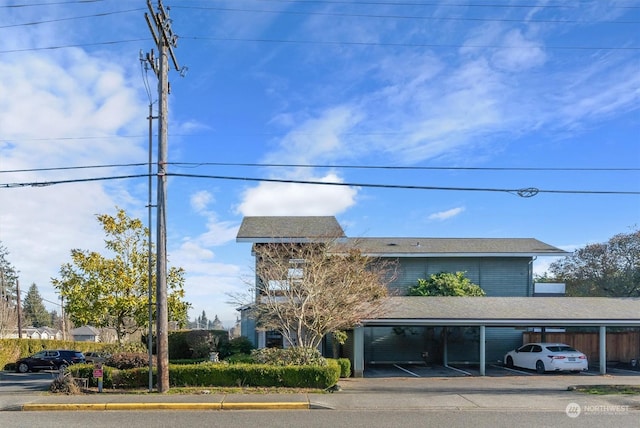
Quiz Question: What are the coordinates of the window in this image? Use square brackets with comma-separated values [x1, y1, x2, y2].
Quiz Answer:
[265, 330, 283, 348]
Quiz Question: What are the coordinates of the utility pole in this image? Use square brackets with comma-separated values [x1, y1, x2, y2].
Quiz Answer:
[16, 279, 21, 338]
[144, 0, 184, 393]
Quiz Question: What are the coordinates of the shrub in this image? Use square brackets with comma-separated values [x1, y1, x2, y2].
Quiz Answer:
[169, 362, 339, 389]
[251, 347, 327, 366]
[70, 360, 339, 389]
[331, 358, 351, 378]
[225, 353, 254, 364]
[219, 336, 254, 359]
[106, 352, 151, 369]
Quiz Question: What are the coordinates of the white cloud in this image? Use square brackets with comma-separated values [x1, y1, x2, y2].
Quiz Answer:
[0, 48, 148, 311]
[490, 30, 547, 72]
[237, 173, 357, 216]
[190, 190, 213, 213]
[428, 207, 466, 221]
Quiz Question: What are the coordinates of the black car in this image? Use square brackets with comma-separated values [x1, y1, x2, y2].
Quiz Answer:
[15, 350, 86, 373]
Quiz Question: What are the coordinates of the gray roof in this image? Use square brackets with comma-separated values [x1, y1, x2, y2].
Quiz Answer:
[237, 216, 566, 256]
[347, 237, 567, 257]
[365, 297, 640, 327]
[70, 325, 100, 335]
[236, 216, 345, 243]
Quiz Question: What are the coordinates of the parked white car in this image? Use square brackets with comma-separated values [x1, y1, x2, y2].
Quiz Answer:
[504, 343, 588, 374]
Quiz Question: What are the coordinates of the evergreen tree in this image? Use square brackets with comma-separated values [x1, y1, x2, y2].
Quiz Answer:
[0, 241, 18, 305]
[199, 310, 208, 329]
[211, 315, 224, 330]
[23, 283, 50, 327]
[50, 310, 63, 330]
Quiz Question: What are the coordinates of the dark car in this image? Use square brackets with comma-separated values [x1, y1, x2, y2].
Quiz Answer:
[15, 350, 86, 373]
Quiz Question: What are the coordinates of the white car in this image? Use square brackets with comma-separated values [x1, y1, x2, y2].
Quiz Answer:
[504, 343, 588, 374]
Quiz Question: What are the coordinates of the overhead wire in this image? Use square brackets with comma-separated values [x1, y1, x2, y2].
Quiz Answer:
[1, 172, 638, 197]
[1, 162, 639, 174]
[171, 5, 640, 24]
[249, 0, 640, 9]
[0, 8, 143, 29]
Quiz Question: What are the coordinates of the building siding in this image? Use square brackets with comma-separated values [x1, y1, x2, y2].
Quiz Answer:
[387, 257, 532, 296]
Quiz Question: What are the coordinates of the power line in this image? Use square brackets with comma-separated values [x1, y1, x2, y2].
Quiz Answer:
[1, 162, 638, 174]
[1, 172, 638, 196]
[0, 1, 103, 8]
[172, 5, 640, 24]
[166, 172, 640, 197]
[250, 0, 640, 9]
[181, 36, 640, 51]
[168, 162, 640, 172]
[0, 163, 148, 174]
[0, 38, 148, 54]
[0, 174, 148, 188]
[0, 8, 143, 29]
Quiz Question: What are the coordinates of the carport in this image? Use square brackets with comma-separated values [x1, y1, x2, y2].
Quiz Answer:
[351, 297, 640, 377]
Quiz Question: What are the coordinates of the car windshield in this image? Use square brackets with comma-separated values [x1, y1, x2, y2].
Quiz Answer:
[546, 346, 577, 352]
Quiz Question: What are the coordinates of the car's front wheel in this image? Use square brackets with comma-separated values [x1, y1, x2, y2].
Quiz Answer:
[535, 360, 546, 374]
[505, 356, 514, 368]
[17, 362, 29, 373]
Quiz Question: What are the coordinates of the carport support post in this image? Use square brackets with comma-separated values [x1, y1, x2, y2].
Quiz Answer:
[353, 327, 364, 377]
[479, 325, 486, 376]
[599, 326, 607, 375]
[443, 327, 448, 366]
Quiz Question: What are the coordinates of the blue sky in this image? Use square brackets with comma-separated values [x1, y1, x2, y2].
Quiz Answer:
[0, 0, 638, 328]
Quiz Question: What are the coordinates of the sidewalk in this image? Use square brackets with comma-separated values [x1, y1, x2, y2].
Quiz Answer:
[1, 375, 639, 412]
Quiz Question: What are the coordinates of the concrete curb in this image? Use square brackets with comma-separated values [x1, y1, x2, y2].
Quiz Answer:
[21, 401, 310, 411]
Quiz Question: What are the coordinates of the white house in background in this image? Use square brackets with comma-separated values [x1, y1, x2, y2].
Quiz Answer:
[4, 326, 64, 340]
[70, 325, 101, 342]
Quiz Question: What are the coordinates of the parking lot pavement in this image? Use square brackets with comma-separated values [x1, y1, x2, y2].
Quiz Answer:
[365, 363, 640, 378]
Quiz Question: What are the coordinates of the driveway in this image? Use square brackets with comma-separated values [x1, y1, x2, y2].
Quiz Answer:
[0, 371, 56, 394]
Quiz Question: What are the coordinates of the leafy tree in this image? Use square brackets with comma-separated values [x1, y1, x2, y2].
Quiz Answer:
[549, 228, 640, 297]
[408, 272, 486, 296]
[22, 283, 50, 327]
[52, 208, 190, 343]
[234, 238, 397, 352]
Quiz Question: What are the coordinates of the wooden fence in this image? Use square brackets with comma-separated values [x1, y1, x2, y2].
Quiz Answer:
[523, 331, 640, 363]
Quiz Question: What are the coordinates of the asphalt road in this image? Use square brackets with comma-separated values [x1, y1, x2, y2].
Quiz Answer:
[1, 408, 639, 428]
[0, 371, 57, 394]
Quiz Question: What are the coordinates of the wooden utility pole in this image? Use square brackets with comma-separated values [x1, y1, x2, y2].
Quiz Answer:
[16, 279, 21, 338]
[144, 0, 183, 393]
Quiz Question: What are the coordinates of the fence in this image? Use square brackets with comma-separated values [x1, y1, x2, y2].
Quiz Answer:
[523, 331, 640, 363]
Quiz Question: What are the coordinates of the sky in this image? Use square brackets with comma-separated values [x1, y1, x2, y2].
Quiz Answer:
[0, 0, 638, 329]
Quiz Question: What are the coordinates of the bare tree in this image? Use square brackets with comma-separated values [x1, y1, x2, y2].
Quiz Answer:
[0, 300, 18, 338]
[237, 238, 397, 350]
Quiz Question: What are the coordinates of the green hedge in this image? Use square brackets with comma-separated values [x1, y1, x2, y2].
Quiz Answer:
[69, 362, 340, 389]
[335, 358, 351, 378]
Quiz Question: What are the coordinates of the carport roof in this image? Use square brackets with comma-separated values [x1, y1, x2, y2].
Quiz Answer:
[363, 296, 640, 327]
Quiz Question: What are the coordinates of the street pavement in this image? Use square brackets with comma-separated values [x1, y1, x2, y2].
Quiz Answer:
[1, 370, 639, 414]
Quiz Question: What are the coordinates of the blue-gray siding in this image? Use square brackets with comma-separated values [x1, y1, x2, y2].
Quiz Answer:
[387, 257, 532, 296]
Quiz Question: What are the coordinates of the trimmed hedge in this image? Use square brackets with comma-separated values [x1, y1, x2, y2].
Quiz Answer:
[69, 361, 340, 389]
[335, 358, 351, 378]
